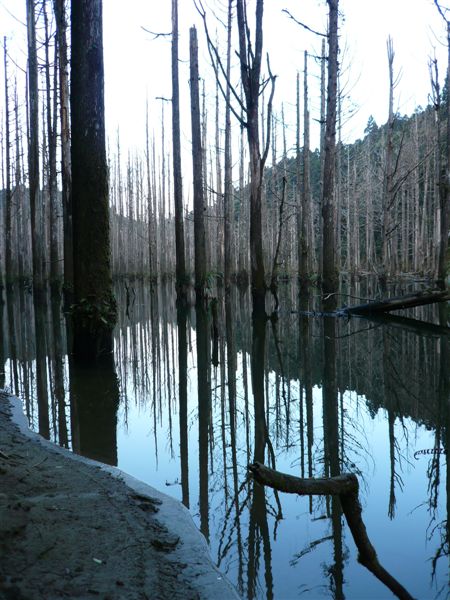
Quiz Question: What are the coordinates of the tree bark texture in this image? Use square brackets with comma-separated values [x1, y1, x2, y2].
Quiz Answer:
[71, 0, 116, 363]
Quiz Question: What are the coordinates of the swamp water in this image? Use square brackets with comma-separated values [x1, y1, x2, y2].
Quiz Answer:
[1, 279, 449, 599]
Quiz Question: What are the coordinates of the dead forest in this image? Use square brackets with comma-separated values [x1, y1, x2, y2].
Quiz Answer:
[0, 0, 449, 300]
[1, 2, 449, 597]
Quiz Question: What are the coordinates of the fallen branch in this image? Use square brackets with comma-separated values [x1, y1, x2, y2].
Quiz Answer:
[361, 313, 450, 338]
[340, 289, 449, 316]
[248, 462, 414, 600]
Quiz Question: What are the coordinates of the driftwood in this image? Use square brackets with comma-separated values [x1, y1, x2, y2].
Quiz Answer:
[248, 462, 414, 600]
[340, 289, 449, 316]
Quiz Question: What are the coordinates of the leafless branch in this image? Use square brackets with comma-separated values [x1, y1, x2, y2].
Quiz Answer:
[141, 27, 171, 39]
[434, 0, 450, 23]
[282, 9, 327, 38]
[194, 0, 247, 127]
[262, 54, 276, 165]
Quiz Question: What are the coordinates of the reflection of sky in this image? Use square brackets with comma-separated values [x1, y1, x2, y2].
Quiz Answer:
[114, 335, 448, 599]
[4, 285, 447, 599]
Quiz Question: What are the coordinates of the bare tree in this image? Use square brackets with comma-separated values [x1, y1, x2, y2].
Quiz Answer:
[223, 0, 233, 290]
[71, 0, 116, 363]
[189, 26, 207, 297]
[322, 0, 339, 293]
[381, 37, 396, 284]
[236, 0, 275, 305]
[26, 0, 44, 291]
[433, 1, 450, 285]
[53, 0, 73, 296]
[3, 37, 12, 286]
[171, 0, 187, 298]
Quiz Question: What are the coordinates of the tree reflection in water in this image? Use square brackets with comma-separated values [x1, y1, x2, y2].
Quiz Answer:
[2, 279, 449, 599]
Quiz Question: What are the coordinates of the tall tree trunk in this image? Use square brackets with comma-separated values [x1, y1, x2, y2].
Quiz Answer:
[26, 0, 44, 291]
[189, 27, 207, 297]
[71, 0, 116, 363]
[44, 0, 60, 287]
[296, 72, 302, 280]
[223, 0, 233, 290]
[438, 21, 450, 284]
[171, 0, 186, 296]
[3, 37, 12, 286]
[54, 0, 73, 296]
[236, 0, 275, 306]
[301, 52, 312, 281]
[318, 38, 326, 278]
[322, 0, 339, 293]
[381, 37, 395, 284]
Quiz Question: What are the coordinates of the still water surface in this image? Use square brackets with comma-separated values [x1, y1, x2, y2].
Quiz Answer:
[1, 279, 449, 599]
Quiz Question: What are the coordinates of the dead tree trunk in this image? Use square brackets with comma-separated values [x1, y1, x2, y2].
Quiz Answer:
[171, 0, 187, 298]
[301, 51, 312, 281]
[26, 0, 44, 291]
[53, 0, 73, 296]
[3, 37, 12, 286]
[439, 21, 450, 284]
[322, 0, 339, 293]
[189, 27, 207, 297]
[341, 288, 450, 316]
[71, 0, 116, 363]
[223, 0, 233, 290]
[236, 0, 276, 306]
[381, 37, 396, 283]
[44, 0, 60, 287]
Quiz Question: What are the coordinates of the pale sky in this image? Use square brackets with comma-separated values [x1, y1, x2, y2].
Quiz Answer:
[0, 0, 448, 160]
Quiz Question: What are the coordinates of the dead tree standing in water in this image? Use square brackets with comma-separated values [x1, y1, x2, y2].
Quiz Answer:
[433, 1, 450, 286]
[322, 0, 339, 294]
[190, 27, 207, 298]
[53, 0, 73, 297]
[381, 37, 396, 284]
[71, 0, 116, 363]
[171, 0, 187, 299]
[26, 0, 44, 292]
[236, 0, 276, 306]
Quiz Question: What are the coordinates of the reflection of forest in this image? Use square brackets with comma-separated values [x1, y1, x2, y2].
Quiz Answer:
[1, 279, 448, 598]
[2, 281, 447, 430]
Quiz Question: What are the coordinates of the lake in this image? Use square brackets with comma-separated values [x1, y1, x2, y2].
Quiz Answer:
[1, 278, 448, 599]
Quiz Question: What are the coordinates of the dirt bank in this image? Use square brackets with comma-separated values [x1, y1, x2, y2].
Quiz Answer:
[0, 391, 238, 600]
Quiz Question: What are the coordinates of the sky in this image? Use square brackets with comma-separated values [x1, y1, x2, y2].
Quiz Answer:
[101, 0, 450, 155]
[0, 0, 449, 161]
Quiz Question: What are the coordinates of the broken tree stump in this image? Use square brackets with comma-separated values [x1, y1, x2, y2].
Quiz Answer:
[248, 462, 414, 600]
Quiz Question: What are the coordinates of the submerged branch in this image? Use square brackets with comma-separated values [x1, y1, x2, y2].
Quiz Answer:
[340, 289, 450, 316]
[248, 462, 414, 600]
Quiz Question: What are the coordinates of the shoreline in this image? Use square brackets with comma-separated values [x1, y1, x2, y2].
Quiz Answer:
[0, 390, 238, 599]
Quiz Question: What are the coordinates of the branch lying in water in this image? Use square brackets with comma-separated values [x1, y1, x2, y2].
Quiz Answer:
[248, 462, 414, 600]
